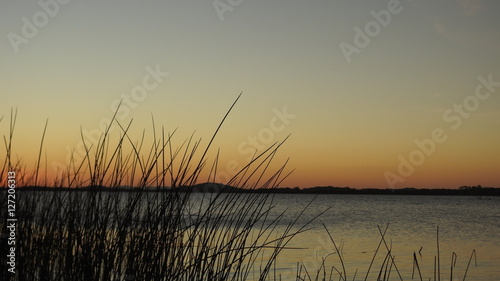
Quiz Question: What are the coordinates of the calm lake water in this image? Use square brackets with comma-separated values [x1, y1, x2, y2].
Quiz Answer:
[219, 194, 500, 281]
[14, 191, 500, 280]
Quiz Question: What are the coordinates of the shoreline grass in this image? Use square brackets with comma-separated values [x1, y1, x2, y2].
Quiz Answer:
[1, 96, 323, 281]
[1, 97, 478, 280]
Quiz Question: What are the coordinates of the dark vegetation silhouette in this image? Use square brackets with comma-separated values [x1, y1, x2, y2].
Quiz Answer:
[0, 96, 479, 280]
[17, 184, 500, 196]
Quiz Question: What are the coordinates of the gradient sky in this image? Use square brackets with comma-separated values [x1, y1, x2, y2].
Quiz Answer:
[1, 0, 499, 188]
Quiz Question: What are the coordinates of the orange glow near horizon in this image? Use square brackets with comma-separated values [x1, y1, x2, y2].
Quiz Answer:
[2, 117, 498, 189]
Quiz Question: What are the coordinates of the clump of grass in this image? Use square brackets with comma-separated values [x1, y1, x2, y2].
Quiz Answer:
[1, 95, 322, 281]
[0, 97, 480, 281]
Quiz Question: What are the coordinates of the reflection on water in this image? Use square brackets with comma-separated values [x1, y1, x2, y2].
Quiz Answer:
[242, 194, 500, 281]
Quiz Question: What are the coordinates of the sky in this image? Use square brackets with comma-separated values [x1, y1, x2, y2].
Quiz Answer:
[1, 0, 500, 189]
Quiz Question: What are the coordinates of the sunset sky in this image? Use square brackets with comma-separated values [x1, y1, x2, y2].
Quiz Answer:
[1, 0, 499, 188]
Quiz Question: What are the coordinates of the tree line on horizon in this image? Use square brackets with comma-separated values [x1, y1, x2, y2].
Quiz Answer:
[8, 182, 500, 196]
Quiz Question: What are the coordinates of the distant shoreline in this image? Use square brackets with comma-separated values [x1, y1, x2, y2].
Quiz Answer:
[5, 184, 500, 196]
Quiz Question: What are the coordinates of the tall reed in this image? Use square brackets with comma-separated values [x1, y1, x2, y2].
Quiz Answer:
[0, 97, 479, 281]
[1, 95, 320, 281]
